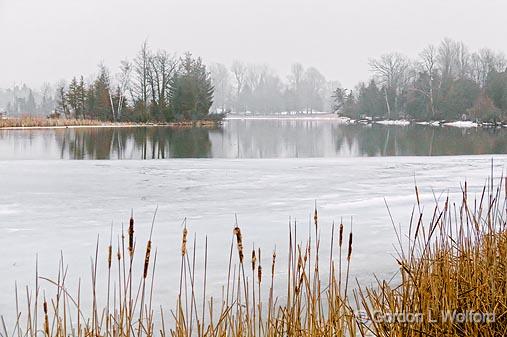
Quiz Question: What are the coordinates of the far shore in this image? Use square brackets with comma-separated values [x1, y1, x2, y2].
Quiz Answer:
[225, 113, 507, 129]
[0, 117, 221, 130]
[1, 114, 506, 130]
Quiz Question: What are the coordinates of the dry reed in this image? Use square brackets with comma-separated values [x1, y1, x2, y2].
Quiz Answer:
[3, 175, 507, 337]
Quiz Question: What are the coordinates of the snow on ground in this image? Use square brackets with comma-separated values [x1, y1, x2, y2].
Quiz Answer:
[375, 119, 411, 126]
[225, 113, 351, 122]
[0, 156, 505, 318]
[416, 121, 441, 126]
[443, 121, 479, 128]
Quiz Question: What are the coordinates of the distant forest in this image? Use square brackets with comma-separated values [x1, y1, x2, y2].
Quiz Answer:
[2, 38, 507, 122]
[334, 38, 507, 122]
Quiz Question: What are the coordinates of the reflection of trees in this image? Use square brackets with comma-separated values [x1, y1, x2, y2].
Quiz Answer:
[223, 120, 507, 158]
[338, 125, 507, 156]
[2, 122, 506, 159]
[54, 127, 213, 159]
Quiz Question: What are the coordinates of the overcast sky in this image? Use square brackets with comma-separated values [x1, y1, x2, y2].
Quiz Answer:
[1, 0, 507, 89]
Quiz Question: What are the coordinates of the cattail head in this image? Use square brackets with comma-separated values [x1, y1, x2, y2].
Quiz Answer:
[347, 232, 353, 261]
[271, 250, 276, 275]
[128, 216, 134, 257]
[339, 222, 344, 247]
[251, 249, 256, 271]
[181, 227, 188, 257]
[234, 226, 244, 263]
[117, 246, 121, 261]
[313, 206, 318, 228]
[43, 300, 50, 337]
[143, 240, 152, 279]
[108, 244, 112, 269]
[258, 265, 262, 283]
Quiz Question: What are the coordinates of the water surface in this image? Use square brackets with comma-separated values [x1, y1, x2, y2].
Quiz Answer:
[0, 119, 505, 159]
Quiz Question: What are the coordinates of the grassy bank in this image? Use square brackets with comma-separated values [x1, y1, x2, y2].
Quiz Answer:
[0, 117, 221, 129]
[3, 177, 506, 337]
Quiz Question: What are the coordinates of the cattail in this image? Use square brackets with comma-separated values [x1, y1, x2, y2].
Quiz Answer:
[271, 250, 276, 275]
[258, 265, 262, 283]
[234, 226, 244, 263]
[43, 300, 50, 337]
[339, 222, 344, 247]
[117, 246, 121, 261]
[108, 244, 112, 269]
[313, 205, 318, 228]
[347, 232, 353, 261]
[181, 227, 188, 256]
[251, 249, 257, 271]
[143, 240, 152, 279]
[128, 216, 134, 257]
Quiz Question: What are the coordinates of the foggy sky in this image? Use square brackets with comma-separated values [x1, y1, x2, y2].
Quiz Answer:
[1, 0, 507, 89]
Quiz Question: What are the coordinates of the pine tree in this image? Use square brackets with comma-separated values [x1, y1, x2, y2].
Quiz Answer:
[168, 53, 214, 120]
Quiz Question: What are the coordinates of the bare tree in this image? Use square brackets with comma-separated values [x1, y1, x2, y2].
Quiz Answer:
[418, 45, 438, 116]
[231, 60, 246, 111]
[110, 60, 132, 120]
[302, 67, 326, 113]
[369, 53, 410, 117]
[147, 50, 177, 116]
[210, 62, 231, 113]
[131, 41, 151, 112]
[288, 63, 304, 112]
[471, 48, 507, 87]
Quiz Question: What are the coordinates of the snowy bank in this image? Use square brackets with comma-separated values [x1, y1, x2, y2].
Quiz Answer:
[443, 121, 479, 128]
[375, 119, 411, 126]
[225, 114, 351, 123]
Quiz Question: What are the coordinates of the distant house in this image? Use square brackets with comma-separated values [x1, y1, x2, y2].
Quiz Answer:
[0, 111, 7, 119]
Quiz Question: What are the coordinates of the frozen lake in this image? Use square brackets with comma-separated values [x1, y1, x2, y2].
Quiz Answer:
[1, 155, 506, 318]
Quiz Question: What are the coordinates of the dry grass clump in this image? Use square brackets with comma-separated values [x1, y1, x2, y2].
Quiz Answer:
[0, 116, 221, 129]
[0, 117, 104, 128]
[2, 176, 507, 337]
[358, 177, 507, 336]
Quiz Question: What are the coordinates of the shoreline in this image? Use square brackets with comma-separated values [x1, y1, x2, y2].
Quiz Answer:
[1, 115, 506, 130]
[0, 119, 221, 130]
[225, 114, 507, 128]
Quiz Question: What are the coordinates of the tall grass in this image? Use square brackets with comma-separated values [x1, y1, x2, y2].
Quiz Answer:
[0, 117, 220, 129]
[0, 117, 104, 128]
[357, 175, 507, 336]
[2, 175, 506, 337]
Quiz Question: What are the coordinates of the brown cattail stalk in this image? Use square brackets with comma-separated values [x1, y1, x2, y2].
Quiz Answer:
[347, 232, 353, 261]
[108, 244, 112, 269]
[271, 250, 276, 275]
[182, 227, 188, 257]
[143, 240, 152, 279]
[339, 222, 344, 247]
[314, 203, 318, 230]
[128, 215, 134, 257]
[251, 249, 257, 271]
[234, 226, 244, 263]
[43, 300, 50, 337]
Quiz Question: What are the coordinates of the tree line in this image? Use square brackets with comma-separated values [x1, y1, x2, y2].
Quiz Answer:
[209, 62, 337, 114]
[333, 38, 507, 122]
[4, 38, 507, 122]
[57, 43, 214, 122]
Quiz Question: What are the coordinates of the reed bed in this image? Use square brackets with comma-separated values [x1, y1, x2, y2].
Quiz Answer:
[2, 176, 507, 337]
[357, 175, 507, 336]
[0, 117, 104, 128]
[0, 117, 220, 129]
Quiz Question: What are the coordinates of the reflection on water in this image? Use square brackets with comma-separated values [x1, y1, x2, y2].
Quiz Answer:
[0, 120, 505, 159]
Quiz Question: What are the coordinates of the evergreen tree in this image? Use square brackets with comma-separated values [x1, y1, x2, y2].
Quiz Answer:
[168, 53, 214, 120]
